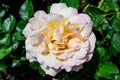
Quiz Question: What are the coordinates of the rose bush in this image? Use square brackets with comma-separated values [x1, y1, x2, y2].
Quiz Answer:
[23, 3, 96, 76]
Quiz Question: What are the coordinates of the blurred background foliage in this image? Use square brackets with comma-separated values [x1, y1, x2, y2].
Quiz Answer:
[0, 0, 120, 80]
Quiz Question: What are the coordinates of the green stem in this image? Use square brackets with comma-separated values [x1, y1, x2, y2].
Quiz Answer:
[98, 0, 105, 8]
[104, 12, 120, 16]
[82, 4, 90, 12]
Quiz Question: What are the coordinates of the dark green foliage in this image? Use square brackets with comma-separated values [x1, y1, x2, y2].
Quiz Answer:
[19, 0, 34, 20]
[60, 0, 79, 8]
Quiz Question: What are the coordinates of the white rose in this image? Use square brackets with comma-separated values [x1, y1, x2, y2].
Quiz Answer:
[23, 3, 96, 76]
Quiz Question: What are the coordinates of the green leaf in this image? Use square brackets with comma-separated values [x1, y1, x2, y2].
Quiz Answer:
[2, 15, 16, 33]
[0, 47, 12, 60]
[16, 20, 27, 33]
[98, 0, 110, 13]
[30, 62, 45, 77]
[60, 0, 79, 8]
[13, 32, 25, 41]
[0, 18, 4, 34]
[109, 45, 118, 56]
[0, 34, 11, 46]
[82, 0, 86, 3]
[106, 0, 119, 11]
[83, 5, 105, 17]
[47, 6, 50, 13]
[19, 0, 34, 20]
[102, 19, 112, 30]
[96, 62, 119, 79]
[100, 54, 110, 62]
[94, 72, 100, 80]
[0, 17, 2, 27]
[110, 14, 120, 32]
[30, 62, 40, 70]
[12, 34, 20, 51]
[93, 15, 105, 27]
[38, 66, 46, 77]
[96, 47, 105, 58]
[0, 64, 7, 70]
[106, 30, 114, 40]
[112, 32, 120, 52]
[12, 41, 19, 51]
[115, 74, 120, 80]
[96, 41, 103, 47]
[12, 58, 21, 67]
[0, 9, 5, 17]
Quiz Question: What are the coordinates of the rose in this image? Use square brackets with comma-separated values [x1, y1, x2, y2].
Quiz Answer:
[23, 3, 96, 76]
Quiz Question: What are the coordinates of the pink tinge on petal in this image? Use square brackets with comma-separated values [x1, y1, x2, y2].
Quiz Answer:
[57, 52, 73, 60]
[44, 55, 62, 69]
[63, 58, 86, 67]
[22, 23, 33, 38]
[37, 53, 45, 64]
[68, 13, 92, 27]
[34, 10, 47, 25]
[57, 49, 74, 60]
[29, 18, 41, 30]
[61, 65, 72, 72]
[85, 53, 93, 62]
[29, 26, 47, 46]
[26, 53, 36, 62]
[68, 15, 82, 24]
[46, 13, 63, 23]
[25, 38, 39, 58]
[73, 41, 89, 59]
[72, 65, 83, 72]
[80, 26, 92, 38]
[88, 32, 96, 53]
[52, 27, 61, 41]
[30, 33, 44, 46]
[39, 42, 48, 54]
[73, 50, 86, 59]
[78, 13, 93, 26]
[50, 3, 67, 14]
[68, 38, 81, 50]
[59, 7, 78, 18]
[40, 63, 62, 76]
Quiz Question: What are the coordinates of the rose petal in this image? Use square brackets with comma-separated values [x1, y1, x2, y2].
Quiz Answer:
[37, 51, 62, 69]
[50, 3, 67, 14]
[61, 65, 72, 72]
[29, 18, 41, 30]
[88, 32, 96, 52]
[46, 13, 63, 24]
[72, 65, 83, 72]
[41, 62, 62, 76]
[85, 53, 93, 62]
[63, 58, 86, 67]
[73, 41, 89, 59]
[39, 42, 49, 55]
[26, 53, 36, 62]
[57, 49, 74, 60]
[22, 23, 33, 38]
[59, 7, 78, 18]
[52, 27, 60, 41]
[25, 37, 39, 58]
[78, 14, 92, 26]
[34, 10, 47, 25]
[68, 13, 92, 27]
[37, 53, 45, 63]
[80, 26, 92, 38]
[29, 26, 47, 46]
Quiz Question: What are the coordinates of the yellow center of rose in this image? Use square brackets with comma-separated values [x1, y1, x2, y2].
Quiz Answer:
[41, 19, 85, 57]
